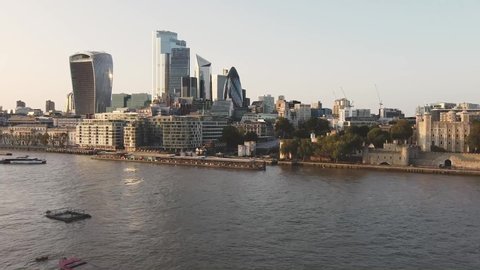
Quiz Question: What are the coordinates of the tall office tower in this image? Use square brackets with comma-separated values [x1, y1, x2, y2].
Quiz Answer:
[242, 89, 249, 107]
[181, 77, 198, 98]
[152, 31, 189, 100]
[195, 55, 212, 100]
[223, 67, 243, 108]
[45, 100, 55, 112]
[70, 51, 113, 115]
[212, 69, 228, 101]
[66, 92, 75, 114]
[16, 100, 26, 108]
[169, 47, 190, 96]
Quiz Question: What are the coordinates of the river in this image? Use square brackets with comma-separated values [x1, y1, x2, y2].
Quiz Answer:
[1, 151, 479, 269]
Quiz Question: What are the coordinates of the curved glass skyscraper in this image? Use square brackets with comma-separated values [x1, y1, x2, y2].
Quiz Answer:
[195, 55, 212, 100]
[70, 52, 113, 115]
[223, 67, 243, 108]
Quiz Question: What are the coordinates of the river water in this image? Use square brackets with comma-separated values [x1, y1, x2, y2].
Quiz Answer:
[1, 152, 480, 269]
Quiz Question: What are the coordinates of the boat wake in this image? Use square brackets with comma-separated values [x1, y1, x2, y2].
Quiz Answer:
[124, 178, 143, 186]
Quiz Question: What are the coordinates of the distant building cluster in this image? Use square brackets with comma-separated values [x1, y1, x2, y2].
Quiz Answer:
[1, 30, 480, 159]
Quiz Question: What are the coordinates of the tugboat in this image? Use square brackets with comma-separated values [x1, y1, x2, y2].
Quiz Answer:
[0, 155, 46, 164]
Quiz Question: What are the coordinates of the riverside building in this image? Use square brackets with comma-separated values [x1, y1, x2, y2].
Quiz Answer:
[76, 119, 125, 150]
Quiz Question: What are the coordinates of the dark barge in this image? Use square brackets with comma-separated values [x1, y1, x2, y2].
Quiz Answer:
[45, 208, 92, 223]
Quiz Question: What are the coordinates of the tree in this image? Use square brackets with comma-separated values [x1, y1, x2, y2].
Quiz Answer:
[467, 120, 480, 153]
[390, 119, 413, 142]
[280, 138, 299, 160]
[244, 131, 258, 142]
[367, 127, 390, 148]
[221, 126, 244, 149]
[275, 117, 294, 139]
[297, 139, 314, 161]
[305, 118, 330, 136]
[346, 125, 370, 139]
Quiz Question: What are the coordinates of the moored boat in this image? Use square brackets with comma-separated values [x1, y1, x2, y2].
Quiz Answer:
[1, 155, 46, 164]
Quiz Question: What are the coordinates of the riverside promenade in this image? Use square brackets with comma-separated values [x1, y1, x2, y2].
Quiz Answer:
[279, 160, 480, 176]
[92, 152, 266, 171]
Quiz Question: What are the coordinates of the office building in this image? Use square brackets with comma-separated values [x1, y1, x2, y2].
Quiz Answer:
[128, 93, 151, 109]
[111, 93, 130, 109]
[195, 55, 212, 100]
[70, 51, 113, 115]
[332, 98, 351, 119]
[181, 77, 198, 98]
[152, 31, 189, 99]
[45, 100, 55, 112]
[212, 69, 228, 101]
[259, 95, 275, 113]
[65, 92, 75, 114]
[223, 67, 243, 108]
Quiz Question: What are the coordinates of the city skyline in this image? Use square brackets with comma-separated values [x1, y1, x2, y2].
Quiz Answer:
[1, 1, 480, 115]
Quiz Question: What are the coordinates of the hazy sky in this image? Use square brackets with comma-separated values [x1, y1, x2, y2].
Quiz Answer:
[1, 0, 479, 115]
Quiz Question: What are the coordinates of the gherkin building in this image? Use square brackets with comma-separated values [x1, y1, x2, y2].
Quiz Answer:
[223, 67, 243, 108]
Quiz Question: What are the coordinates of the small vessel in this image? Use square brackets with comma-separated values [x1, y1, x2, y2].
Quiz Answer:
[59, 257, 95, 270]
[45, 208, 91, 223]
[0, 151, 12, 156]
[35, 255, 49, 262]
[1, 155, 46, 164]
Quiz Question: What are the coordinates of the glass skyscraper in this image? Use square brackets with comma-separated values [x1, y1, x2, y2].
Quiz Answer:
[70, 51, 113, 115]
[152, 31, 190, 100]
[195, 54, 212, 100]
[223, 67, 243, 108]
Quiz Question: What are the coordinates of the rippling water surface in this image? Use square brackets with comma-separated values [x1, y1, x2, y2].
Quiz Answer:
[1, 152, 480, 269]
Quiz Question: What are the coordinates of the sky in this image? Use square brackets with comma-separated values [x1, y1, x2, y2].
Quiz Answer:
[1, 0, 479, 115]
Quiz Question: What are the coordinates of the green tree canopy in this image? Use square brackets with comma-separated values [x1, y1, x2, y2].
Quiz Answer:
[467, 120, 480, 153]
[346, 125, 370, 139]
[390, 119, 413, 142]
[221, 126, 244, 149]
[305, 118, 330, 136]
[367, 127, 390, 148]
[244, 131, 258, 142]
[280, 138, 299, 159]
[275, 117, 294, 139]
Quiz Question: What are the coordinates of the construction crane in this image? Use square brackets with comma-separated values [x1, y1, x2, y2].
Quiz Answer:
[340, 87, 353, 107]
[375, 84, 383, 109]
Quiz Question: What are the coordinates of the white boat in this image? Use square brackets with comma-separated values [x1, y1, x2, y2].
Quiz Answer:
[1, 155, 46, 164]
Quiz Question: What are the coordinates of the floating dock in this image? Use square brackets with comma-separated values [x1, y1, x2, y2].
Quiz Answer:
[92, 153, 266, 170]
[45, 208, 92, 223]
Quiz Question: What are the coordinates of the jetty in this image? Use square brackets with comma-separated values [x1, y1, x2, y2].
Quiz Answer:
[45, 208, 92, 223]
[92, 153, 266, 170]
[278, 160, 480, 176]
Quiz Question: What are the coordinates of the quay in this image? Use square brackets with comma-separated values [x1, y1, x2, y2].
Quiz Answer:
[45, 208, 92, 223]
[279, 161, 480, 176]
[92, 153, 266, 170]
